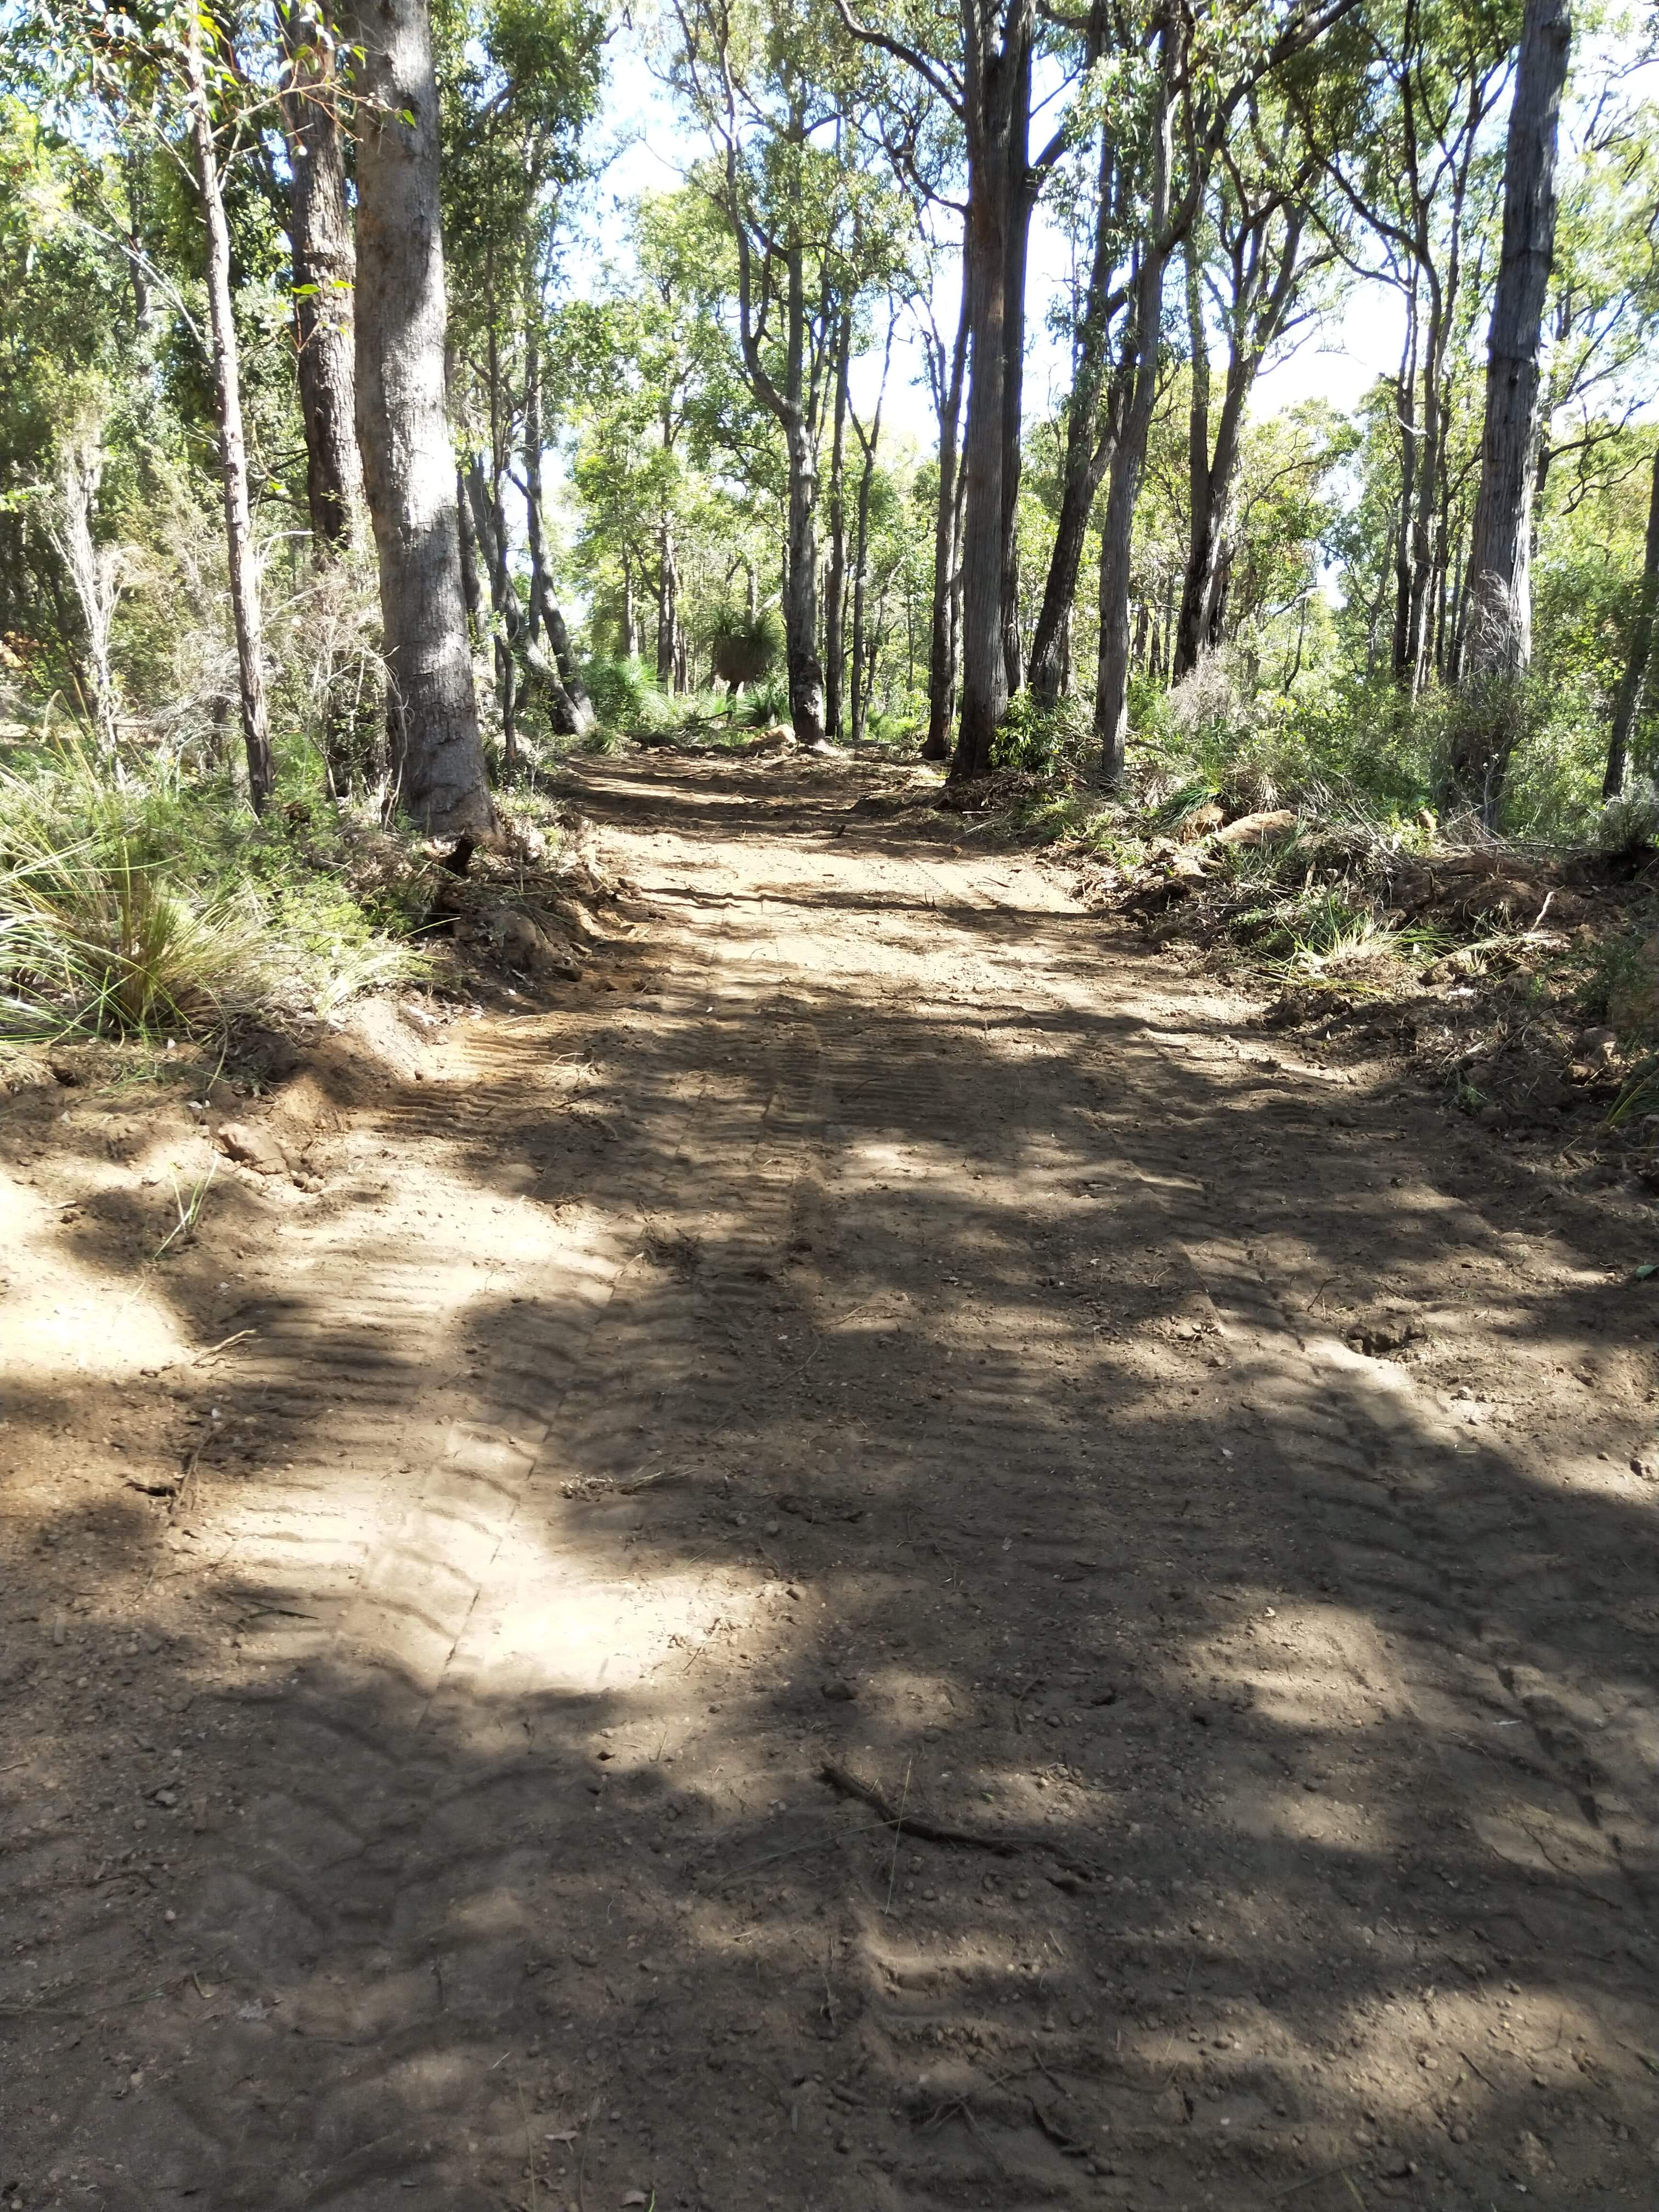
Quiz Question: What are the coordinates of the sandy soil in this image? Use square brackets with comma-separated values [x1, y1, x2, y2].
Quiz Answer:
[3, 750, 1659, 2212]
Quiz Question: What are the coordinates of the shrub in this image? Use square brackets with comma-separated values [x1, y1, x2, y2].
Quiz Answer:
[707, 605, 783, 692]
[581, 654, 669, 732]
[992, 690, 1090, 774]
[1595, 775, 1659, 856]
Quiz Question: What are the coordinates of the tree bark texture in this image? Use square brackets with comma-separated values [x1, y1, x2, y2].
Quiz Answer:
[923, 280, 970, 760]
[952, 3, 1034, 778]
[1026, 103, 1125, 706]
[1092, 24, 1175, 781]
[1173, 199, 1310, 681]
[348, 0, 494, 834]
[281, 1, 363, 550]
[1092, 383, 1153, 785]
[823, 307, 852, 742]
[1604, 443, 1659, 799]
[780, 246, 827, 743]
[1460, 0, 1570, 686]
[998, 27, 1033, 698]
[187, 13, 274, 814]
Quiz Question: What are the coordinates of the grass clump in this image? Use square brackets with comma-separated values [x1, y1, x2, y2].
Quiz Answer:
[0, 732, 433, 1042]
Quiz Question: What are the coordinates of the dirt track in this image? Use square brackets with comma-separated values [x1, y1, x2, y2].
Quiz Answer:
[5, 752, 1659, 2212]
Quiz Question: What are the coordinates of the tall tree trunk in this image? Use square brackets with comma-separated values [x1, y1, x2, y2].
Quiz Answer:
[1092, 383, 1153, 785]
[52, 433, 122, 755]
[1391, 317, 1418, 685]
[521, 316, 594, 736]
[1604, 442, 1659, 799]
[1028, 17, 1170, 710]
[186, 11, 274, 814]
[952, 9, 1033, 777]
[542, 604, 592, 730]
[348, 0, 493, 836]
[456, 463, 484, 635]
[281, 1, 362, 551]
[922, 280, 970, 760]
[1091, 26, 1174, 781]
[781, 239, 826, 744]
[622, 550, 638, 659]
[465, 461, 586, 738]
[823, 306, 852, 742]
[1451, 0, 1571, 819]
[1026, 83, 1122, 708]
[523, 302, 548, 650]
[1461, 0, 1571, 684]
[1407, 284, 1449, 696]
[656, 516, 678, 687]
[999, 26, 1032, 697]
[849, 390, 885, 747]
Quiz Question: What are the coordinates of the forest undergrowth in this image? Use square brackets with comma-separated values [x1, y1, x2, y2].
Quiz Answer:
[0, 713, 613, 1103]
[911, 670, 1659, 1173]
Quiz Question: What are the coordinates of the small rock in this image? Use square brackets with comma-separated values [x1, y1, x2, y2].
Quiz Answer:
[1574, 1026, 1618, 1065]
[215, 1122, 289, 1177]
[821, 1679, 856, 1702]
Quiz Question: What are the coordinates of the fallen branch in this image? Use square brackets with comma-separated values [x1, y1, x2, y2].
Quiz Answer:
[818, 1761, 1096, 1878]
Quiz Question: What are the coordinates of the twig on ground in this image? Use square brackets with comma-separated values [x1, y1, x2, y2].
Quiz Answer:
[575, 2092, 600, 2212]
[702, 1817, 891, 1887]
[819, 1760, 1096, 1878]
[1458, 2047, 1503, 2092]
[883, 1757, 912, 1914]
[516, 2079, 538, 2212]
[195, 1327, 256, 1361]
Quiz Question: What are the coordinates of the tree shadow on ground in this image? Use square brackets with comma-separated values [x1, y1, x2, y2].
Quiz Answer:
[4, 756, 1658, 2212]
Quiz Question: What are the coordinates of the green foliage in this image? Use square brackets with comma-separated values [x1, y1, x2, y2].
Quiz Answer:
[0, 732, 430, 1041]
[992, 690, 1090, 772]
[707, 603, 783, 689]
[1598, 776, 1659, 857]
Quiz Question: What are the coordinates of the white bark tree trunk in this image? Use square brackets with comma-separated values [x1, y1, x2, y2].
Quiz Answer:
[347, 0, 494, 837]
[186, 13, 274, 814]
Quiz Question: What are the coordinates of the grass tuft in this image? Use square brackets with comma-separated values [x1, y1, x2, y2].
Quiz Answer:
[0, 731, 433, 1043]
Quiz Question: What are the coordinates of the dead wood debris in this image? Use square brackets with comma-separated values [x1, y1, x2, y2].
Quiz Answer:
[817, 1760, 1097, 1880]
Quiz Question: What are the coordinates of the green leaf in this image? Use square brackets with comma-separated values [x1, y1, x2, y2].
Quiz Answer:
[1635, 1264, 1658, 1280]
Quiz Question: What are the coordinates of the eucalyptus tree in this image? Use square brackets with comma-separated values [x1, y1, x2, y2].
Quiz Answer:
[1172, 120, 1335, 678]
[1533, 104, 1659, 516]
[346, 0, 495, 834]
[13, 0, 279, 805]
[1603, 439, 1659, 798]
[1011, 0, 1355, 774]
[857, 72, 966, 756]
[834, 0, 1088, 774]
[280, 1, 361, 552]
[439, 0, 602, 755]
[1458, 0, 1570, 675]
[561, 190, 755, 683]
[1298, 0, 1517, 697]
[668, 0, 901, 743]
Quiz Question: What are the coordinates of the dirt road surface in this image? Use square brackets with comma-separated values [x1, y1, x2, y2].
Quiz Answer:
[5, 754, 1659, 2212]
